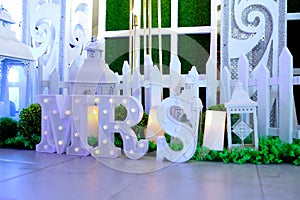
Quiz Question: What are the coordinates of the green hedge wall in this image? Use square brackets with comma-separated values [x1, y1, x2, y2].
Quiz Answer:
[105, 0, 211, 75]
[178, 0, 210, 27]
[106, 0, 130, 31]
[141, 0, 171, 28]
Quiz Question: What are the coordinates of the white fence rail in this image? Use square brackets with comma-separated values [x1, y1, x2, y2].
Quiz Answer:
[222, 47, 300, 143]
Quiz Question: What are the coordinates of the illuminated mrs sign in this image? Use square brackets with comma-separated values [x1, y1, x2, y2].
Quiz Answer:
[36, 93, 202, 163]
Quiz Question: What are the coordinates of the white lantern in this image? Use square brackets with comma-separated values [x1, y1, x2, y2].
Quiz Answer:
[225, 81, 259, 150]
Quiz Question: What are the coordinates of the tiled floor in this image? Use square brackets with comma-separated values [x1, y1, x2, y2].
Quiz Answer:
[0, 148, 300, 200]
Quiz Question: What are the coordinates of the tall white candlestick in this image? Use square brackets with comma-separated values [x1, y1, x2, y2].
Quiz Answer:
[133, 0, 141, 17]
[143, 0, 147, 59]
[133, 0, 141, 71]
[129, 0, 133, 79]
[158, 0, 162, 74]
[148, 0, 152, 56]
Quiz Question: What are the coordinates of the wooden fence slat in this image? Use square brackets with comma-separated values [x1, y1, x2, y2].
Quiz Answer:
[238, 54, 249, 92]
[170, 54, 181, 96]
[221, 67, 231, 102]
[206, 56, 217, 107]
[49, 68, 59, 94]
[256, 63, 270, 137]
[122, 61, 131, 95]
[279, 47, 293, 143]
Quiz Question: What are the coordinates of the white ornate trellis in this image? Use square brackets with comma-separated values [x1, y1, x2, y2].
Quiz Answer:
[221, 0, 287, 132]
[22, 0, 93, 94]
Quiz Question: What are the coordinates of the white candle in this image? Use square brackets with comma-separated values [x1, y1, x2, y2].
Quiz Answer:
[87, 106, 98, 138]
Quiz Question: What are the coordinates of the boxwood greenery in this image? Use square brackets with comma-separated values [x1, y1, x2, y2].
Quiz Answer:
[0, 103, 300, 165]
[1, 104, 41, 149]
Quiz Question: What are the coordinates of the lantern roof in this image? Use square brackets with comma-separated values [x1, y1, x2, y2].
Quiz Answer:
[69, 36, 117, 84]
[0, 5, 34, 61]
[84, 35, 103, 52]
[225, 81, 258, 108]
[0, 5, 15, 24]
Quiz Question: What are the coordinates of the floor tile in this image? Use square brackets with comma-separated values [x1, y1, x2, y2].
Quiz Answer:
[0, 149, 299, 200]
[0, 149, 80, 182]
[110, 161, 263, 200]
[257, 164, 300, 200]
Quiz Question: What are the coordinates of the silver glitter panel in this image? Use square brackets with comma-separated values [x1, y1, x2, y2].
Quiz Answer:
[270, 99, 277, 128]
[226, 1, 275, 78]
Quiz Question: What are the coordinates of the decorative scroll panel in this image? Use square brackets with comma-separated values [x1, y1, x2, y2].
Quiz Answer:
[221, 0, 286, 78]
[65, 1, 92, 76]
[23, 0, 61, 80]
[221, 0, 287, 127]
[22, 0, 92, 82]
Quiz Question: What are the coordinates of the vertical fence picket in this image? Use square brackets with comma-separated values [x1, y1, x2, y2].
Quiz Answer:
[279, 47, 293, 143]
[49, 68, 59, 94]
[122, 61, 131, 95]
[238, 54, 249, 93]
[221, 66, 232, 102]
[256, 63, 270, 137]
[206, 57, 217, 107]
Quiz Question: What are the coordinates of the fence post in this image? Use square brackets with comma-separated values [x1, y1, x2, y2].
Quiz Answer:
[221, 66, 231, 102]
[122, 61, 131, 95]
[49, 68, 59, 94]
[149, 66, 163, 107]
[279, 47, 293, 143]
[186, 66, 200, 97]
[256, 63, 270, 137]
[238, 54, 249, 93]
[206, 56, 217, 107]
[132, 67, 142, 102]
[170, 55, 181, 96]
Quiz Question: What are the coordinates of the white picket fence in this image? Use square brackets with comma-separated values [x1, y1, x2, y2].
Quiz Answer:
[222, 47, 300, 143]
[42, 54, 218, 112]
[39, 47, 300, 144]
